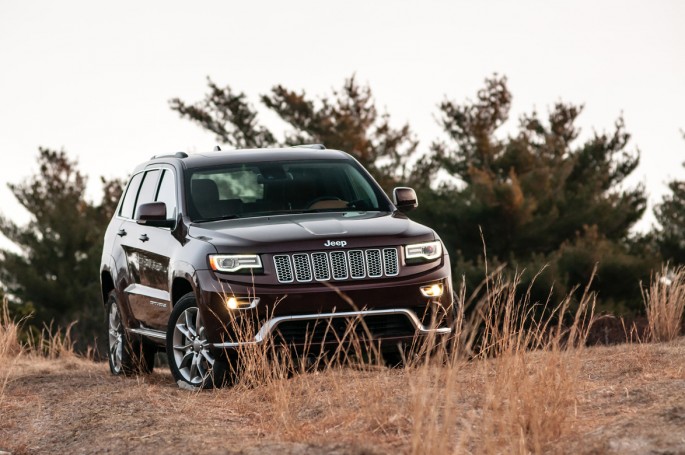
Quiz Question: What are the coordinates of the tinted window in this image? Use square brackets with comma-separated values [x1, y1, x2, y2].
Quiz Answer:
[186, 160, 390, 222]
[134, 170, 161, 218]
[156, 170, 177, 220]
[119, 172, 144, 219]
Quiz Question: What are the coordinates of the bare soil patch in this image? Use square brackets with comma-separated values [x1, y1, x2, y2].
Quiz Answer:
[1, 340, 684, 454]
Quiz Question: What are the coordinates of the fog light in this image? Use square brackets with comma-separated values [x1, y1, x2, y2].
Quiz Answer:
[420, 283, 444, 298]
[226, 297, 238, 309]
[225, 296, 260, 310]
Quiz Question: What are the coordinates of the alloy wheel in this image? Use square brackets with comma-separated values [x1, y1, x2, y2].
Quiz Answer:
[172, 307, 215, 386]
[108, 302, 123, 374]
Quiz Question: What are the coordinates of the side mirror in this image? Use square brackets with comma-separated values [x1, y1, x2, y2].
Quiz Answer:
[393, 187, 418, 212]
[135, 202, 175, 228]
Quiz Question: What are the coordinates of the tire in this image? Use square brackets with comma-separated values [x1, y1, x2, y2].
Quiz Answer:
[166, 293, 232, 389]
[383, 343, 408, 368]
[106, 292, 155, 376]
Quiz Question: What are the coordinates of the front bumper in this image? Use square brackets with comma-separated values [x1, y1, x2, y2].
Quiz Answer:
[211, 308, 452, 349]
[195, 254, 453, 349]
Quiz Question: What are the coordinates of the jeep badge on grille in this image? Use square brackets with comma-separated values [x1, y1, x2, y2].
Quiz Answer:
[324, 240, 347, 247]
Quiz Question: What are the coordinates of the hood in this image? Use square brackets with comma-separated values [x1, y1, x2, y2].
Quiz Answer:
[188, 211, 436, 253]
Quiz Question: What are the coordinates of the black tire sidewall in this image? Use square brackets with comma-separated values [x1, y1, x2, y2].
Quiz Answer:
[105, 291, 155, 376]
[105, 293, 124, 375]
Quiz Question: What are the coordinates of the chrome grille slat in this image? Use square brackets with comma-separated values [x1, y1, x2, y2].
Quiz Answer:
[383, 248, 399, 276]
[273, 248, 400, 283]
[348, 250, 365, 279]
[366, 249, 382, 278]
[330, 251, 348, 280]
[311, 252, 330, 281]
[292, 253, 312, 282]
[273, 255, 294, 283]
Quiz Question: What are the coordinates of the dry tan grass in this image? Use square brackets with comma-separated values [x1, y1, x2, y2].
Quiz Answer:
[0, 298, 24, 360]
[1, 272, 684, 454]
[0, 297, 78, 407]
[643, 266, 685, 342]
[0, 298, 24, 406]
[2, 339, 684, 454]
[204, 267, 597, 454]
[404, 269, 597, 455]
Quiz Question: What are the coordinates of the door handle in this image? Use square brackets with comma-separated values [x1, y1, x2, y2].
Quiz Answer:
[117, 229, 127, 237]
[139, 234, 149, 242]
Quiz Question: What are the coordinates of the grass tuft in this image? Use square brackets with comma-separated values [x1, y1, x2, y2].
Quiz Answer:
[643, 266, 685, 342]
[0, 297, 24, 361]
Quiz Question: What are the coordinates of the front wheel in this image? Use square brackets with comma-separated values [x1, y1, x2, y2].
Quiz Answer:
[166, 293, 231, 389]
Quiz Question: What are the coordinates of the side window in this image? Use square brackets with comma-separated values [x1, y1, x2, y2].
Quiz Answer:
[134, 170, 161, 218]
[119, 172, 144, 219]
[156, 170, 177, 220]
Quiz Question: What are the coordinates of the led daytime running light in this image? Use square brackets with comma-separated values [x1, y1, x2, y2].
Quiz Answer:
[405, 241, 442, 261]
[209, 254, 262, 272]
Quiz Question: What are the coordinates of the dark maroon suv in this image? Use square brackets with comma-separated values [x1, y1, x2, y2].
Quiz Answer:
[100, 145, 453, 388]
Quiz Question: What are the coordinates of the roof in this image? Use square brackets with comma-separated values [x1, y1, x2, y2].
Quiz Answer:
[146, 147, 353, 170]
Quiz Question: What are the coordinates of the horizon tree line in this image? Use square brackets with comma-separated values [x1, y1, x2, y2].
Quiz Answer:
[1, 74, 683, 348]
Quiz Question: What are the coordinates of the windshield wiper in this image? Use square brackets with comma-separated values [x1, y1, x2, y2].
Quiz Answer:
[298, 208, 353, 213]
[193, 214, 241, 223]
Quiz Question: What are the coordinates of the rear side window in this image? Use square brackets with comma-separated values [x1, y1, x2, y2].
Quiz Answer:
[156, 170, 177, 220]
[118, 172, 144, 219]
[136, 170, 161, 210]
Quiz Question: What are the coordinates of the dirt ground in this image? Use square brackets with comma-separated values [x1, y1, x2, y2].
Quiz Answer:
[1, 339, 684, 454]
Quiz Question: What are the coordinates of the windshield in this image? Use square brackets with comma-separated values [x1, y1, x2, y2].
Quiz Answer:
[185, 159, 391, 222]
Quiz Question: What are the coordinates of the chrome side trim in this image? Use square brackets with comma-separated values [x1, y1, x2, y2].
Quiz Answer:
[129, 327, 166, 340]
[124, 283, 170, 302]
[211, 308, 451, 348]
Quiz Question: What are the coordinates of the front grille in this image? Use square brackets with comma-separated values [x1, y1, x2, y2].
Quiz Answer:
[273, 248, 400, 283]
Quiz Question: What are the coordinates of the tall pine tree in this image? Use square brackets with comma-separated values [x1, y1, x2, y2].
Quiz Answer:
[0, 148, 122, 349]
[412, 75, 655, 309]
[169, 76, 417, 190]
[654, 137, 685, 264]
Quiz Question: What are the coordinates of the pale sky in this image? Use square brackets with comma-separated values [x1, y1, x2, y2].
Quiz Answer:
[1, 0, 683, 251]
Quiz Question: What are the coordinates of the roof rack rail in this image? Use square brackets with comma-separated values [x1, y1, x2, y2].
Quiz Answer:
[150, 151, 188, 159]
[292, 144, 325, 150]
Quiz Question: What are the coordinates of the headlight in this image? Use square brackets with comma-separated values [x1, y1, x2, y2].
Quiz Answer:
[405, 241, 442, 263]
[209, 254, 262, 273]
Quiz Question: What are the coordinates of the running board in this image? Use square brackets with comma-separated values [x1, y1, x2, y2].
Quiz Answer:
[128, 327, 166, 340]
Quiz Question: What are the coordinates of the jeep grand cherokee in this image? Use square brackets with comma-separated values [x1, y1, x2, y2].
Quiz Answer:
[100, 145, 453, 388]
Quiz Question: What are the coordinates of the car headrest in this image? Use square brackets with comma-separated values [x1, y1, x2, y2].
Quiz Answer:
[191, 179, 219, 206]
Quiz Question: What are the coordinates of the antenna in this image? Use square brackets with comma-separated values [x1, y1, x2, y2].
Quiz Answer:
[213, 145, 221, 151]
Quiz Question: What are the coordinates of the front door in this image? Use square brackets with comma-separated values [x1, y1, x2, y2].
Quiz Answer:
[116, 168, 176, 330]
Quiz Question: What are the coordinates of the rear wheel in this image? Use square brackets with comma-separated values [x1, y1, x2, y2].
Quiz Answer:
[383, 344, 408, 368]
[166, 293, 232, 389]
[106, 292, 155, 375]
